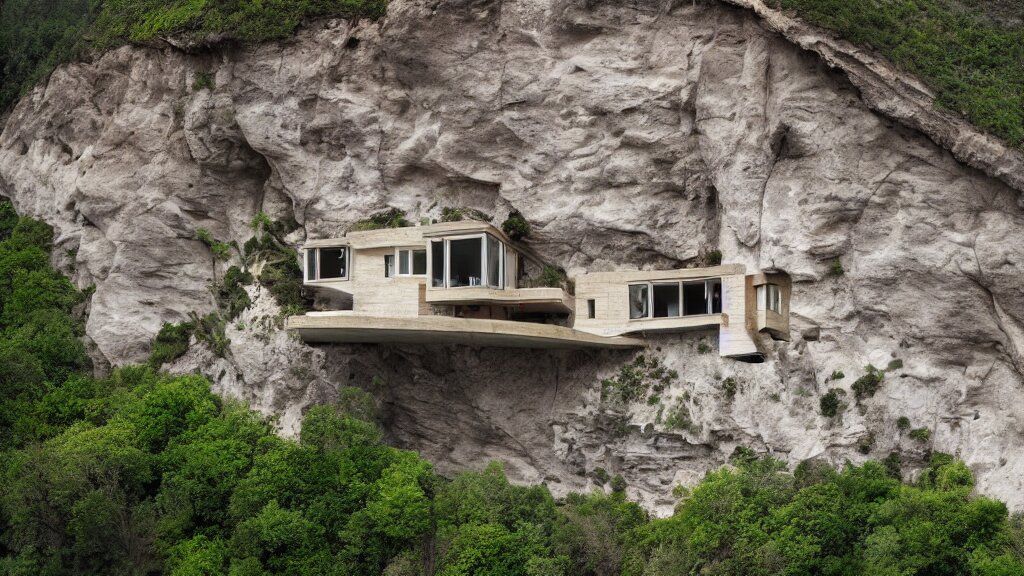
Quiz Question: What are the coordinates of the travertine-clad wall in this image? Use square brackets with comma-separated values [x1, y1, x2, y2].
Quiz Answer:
[720, 274, 759, 357]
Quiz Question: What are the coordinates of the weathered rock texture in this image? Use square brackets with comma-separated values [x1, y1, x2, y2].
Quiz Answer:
[2, 0, 1024, 514]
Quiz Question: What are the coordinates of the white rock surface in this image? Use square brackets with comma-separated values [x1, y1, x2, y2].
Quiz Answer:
[1, 0, 1023, 513]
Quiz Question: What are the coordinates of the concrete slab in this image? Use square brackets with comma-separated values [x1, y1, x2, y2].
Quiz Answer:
[286, 314, 645, 349]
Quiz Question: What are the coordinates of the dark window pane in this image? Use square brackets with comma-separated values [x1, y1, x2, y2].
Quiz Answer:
[306, 249, 317, 281]
[449, 238, 482, 287]
[709, 279, 722, 314]
[682, 281, 707, 315]
[629, 284, 648, 319]
[319, 248, 346, 279]
[587, 299, 596, 319]
[431, 241, 444, 287]
[384, 255, 394, 278]
[412, 250, 427, 275]
[486, 235, 501, 288]
[653, 283, 680, 317]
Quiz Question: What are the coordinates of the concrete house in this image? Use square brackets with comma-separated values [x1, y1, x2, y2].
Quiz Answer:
[288, 221, 641, 348]
[288, 221, 790, 358]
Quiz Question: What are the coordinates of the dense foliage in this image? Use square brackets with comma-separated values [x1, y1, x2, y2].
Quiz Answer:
[778, 0, 1024, 148]
[0, 0, 388, 112]
[1, 200, 1022, 575]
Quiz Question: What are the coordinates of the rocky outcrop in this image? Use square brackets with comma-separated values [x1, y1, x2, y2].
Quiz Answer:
[2, 0, 1023, 514]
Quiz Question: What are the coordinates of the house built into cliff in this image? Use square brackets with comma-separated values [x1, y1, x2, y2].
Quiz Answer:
[287, 221, 789, 358]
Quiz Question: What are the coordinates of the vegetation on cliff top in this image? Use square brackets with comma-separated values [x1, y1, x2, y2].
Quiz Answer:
[1, 198, 1023, 574]
[778, 0, 1024, 148]
[0, 0, 388, 112]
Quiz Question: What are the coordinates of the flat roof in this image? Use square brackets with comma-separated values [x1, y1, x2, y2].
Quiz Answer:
[286, 314, 644, 349]
[302, 220, 515, 252]
[575, 264, 747, 283]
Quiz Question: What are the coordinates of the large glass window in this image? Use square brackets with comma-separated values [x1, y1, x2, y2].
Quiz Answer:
[306, 249, 317, 281]
[305, 246, 348, 281]
[758, 284, 782, 314]
[448, 237, 483, 287]
[652, 283, 680, 318]
[318, 247, 347, 279]
[432, 234, 506, 289]
[629, 278, 721, 319]
[430, 241, 444, 287]
[486, 235, 502, 288]
[629, 284, 649, 319]
[682, 281, 707, 316]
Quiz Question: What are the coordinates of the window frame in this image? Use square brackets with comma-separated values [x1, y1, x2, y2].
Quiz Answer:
[627, 278, 721, 321]
[394, 246, 428, 277]
[426, 233, 506, 290]
[304, 246, 350, 283]
[757, 284, 782, 314]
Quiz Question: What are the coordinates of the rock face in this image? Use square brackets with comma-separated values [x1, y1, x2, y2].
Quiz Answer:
[2, 0, 1024, 514]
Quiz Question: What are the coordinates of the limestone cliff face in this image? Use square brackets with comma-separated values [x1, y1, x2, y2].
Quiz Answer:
[2, 0, 1024, 514]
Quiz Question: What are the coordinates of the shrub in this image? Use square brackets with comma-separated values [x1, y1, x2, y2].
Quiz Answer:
[539, 265, 565, 288]
[609, 475, 627, 494]
[829, 369, 845, 381]
[600, 355, 678, 406]
[591, 467, 610, 486]
[663, 400, 697, 433]
[857, 432, 875, 454]
[697, 341, 712, 354]
[896, 416, 911, 431]
[190, 311, 229, 357]
[192, 71, 214, 91]
[828, 257, 844, 276]
[721, 377, 738, 401]
[705, 249, 723, 266]
[820, 388, 844, 417]
[148, 321, 195, 368]
[501, 210, 530, 240]
[351, 208, 408, 231]
[887, 358, 904, 371]
[852, 364, 884, 401]
[883, 451, 903, 479]
[909, 427, 931, 443]
[440, 207, 490, 223]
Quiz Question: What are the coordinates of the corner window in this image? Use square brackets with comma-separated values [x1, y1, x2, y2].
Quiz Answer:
[305, 246, 349, 281]
[396, 248, 427, 276]
[629, 278, 721, 320]
[758, 284, 782, 314]
[431, 234, 506, 289]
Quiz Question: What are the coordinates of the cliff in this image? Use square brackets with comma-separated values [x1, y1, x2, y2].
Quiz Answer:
[1, 0, 1023, 514]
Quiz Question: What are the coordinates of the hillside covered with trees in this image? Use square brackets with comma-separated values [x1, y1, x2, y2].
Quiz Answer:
[0, 201, 1022, 574]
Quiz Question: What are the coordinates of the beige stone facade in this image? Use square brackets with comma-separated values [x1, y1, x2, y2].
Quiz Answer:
[293, 222, 789, 355]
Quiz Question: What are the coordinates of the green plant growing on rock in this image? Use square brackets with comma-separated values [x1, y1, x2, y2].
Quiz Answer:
[148, 320, 195, 368]
[820, 388, 845, 417]
[857, 432, 875, 454]
[721, 377, 738, 401]
[192, 71, 214, 91]
[609, 474, 627, 493]
[663, 399, 697, 434]
[440, 206, 490, 222]
[591, 467, 610, 486]
[852, 364, 885, 401]
[704, 249, 723, 266]
[697, 340, 712, 354]
[351, 207, 409, 231]
[883, 451, 903, 479]
[501, 210, 530, 240]
[829, 369, 845, 381]
[600, 355, 678, 406]
[539, 265, 566, 288]
[189, 311, 229, 357]
[910, 427, 931, 443]
[897, 416, 911, 431]
[887, 358, 904, 371]
[828, 257, 844, 276]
